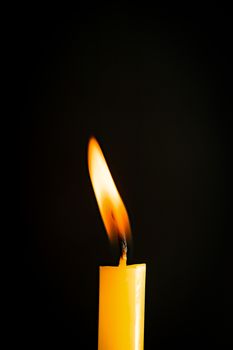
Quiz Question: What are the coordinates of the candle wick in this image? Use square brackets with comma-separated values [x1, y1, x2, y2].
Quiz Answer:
[111, 210, 128, 263]
[119, 235, 127, 262]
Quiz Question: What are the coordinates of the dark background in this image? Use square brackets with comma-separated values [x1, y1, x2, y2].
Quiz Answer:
[18, 4, 230, 348]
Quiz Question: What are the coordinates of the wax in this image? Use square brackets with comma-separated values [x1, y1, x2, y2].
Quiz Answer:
[98, 258, 146, 350]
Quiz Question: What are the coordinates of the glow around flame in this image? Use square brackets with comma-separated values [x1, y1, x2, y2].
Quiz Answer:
[88, 137, 131, 242]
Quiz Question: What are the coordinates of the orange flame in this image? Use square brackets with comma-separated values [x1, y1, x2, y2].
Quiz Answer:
[88, 137, 131, 242]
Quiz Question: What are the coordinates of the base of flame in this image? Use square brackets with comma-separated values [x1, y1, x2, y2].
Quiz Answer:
[119, 236, 127, 262]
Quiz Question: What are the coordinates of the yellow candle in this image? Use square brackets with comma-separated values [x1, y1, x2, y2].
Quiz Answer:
[88, 137, 146, 350]
[98, 257, 146, 350]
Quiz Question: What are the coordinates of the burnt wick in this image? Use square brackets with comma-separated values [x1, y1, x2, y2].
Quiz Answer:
[111, 210, 127, 260]
[119, 235, 127, 260]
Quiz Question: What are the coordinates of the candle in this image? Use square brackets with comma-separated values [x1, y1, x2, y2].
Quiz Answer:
[88, 137, 146, 350]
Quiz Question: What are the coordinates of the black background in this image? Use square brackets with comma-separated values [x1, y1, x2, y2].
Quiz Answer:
[18, 4, 230, 348]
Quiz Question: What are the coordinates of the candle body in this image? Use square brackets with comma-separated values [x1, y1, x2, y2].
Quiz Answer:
[98, 263, 146, 350]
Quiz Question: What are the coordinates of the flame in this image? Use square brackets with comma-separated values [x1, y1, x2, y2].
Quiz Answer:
[88, 137, 131, 242]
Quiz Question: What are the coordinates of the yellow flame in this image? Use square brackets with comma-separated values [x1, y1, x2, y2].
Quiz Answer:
[88, 137, 131, 241]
